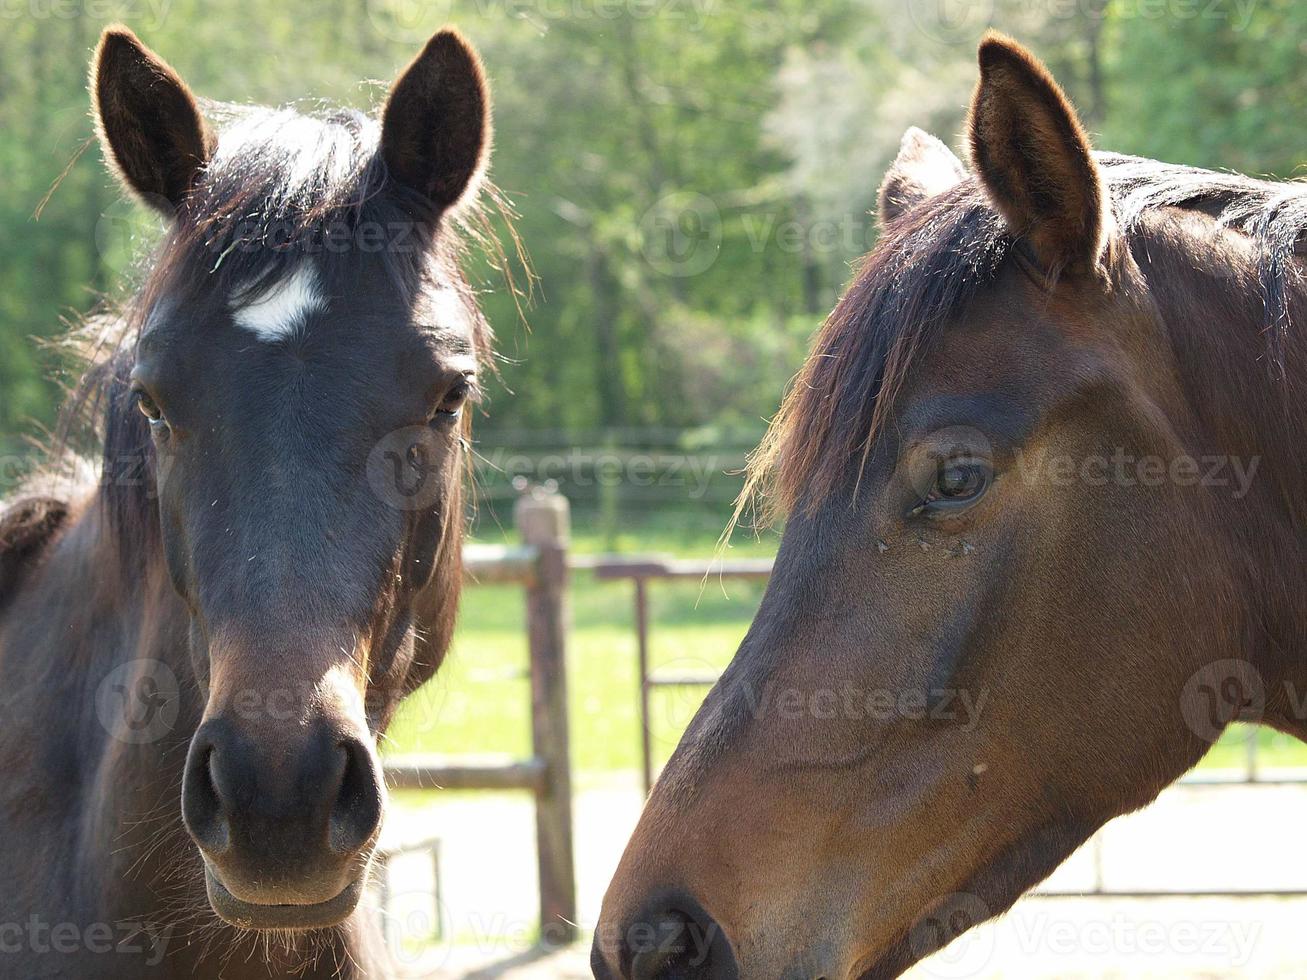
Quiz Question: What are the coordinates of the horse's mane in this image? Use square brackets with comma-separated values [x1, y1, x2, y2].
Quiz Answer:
[39, 101, 516, 562]
[738, 153, 1307, 523]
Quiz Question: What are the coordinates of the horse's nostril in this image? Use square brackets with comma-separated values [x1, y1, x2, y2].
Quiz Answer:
[629, 910, 692, 980]
[328, 737, 383, 855]
[181, 736, 231, 856]
[628, 905, 728, 980]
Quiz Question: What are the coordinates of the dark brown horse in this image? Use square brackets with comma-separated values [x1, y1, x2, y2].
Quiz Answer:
[595, 33, 1307, 980]
[0, 25, 497, 979]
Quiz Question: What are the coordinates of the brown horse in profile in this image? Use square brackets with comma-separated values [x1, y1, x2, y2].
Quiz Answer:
[595, 33, 1306, 980]
[0, 24, 497, 979]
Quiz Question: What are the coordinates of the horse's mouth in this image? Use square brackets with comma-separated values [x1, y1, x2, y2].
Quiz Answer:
[204, 866, 364, 931]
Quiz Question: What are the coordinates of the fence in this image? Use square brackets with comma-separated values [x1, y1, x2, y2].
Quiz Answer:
[381, 486, 576, 945]
[589, 554, 771, 792]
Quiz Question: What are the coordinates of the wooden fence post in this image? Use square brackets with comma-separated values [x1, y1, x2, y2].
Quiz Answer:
[515, 487, 577, 946]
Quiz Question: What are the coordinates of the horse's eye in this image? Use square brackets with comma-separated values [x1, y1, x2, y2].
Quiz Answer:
[922, 459, 992, 512]
[133, 388, 165, 425]
[434, 382, 469, 420]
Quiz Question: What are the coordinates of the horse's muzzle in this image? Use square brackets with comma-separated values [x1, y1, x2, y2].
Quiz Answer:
[181, 714, 384, 929]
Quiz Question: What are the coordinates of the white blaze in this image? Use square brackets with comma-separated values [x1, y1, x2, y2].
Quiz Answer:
[230, 264, 325, 341]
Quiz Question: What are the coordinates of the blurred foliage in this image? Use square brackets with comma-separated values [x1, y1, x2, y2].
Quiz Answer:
[0, 0, 1303, 461]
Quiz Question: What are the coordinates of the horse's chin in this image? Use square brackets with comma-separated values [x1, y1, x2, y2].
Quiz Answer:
[204, 865, 364, 931]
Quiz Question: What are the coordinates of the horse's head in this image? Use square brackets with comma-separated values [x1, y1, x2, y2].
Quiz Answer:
[595, 34, 1293, 979]
[92, 26, 492, 930]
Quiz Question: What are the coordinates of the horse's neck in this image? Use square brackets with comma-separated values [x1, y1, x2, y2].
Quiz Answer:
[1154, 230, 1307, 722]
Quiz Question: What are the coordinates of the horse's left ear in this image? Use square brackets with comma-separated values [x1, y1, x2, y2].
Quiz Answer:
[968, 32, 1114, 278]
[877, 127, 966, 226]
[381, 29, 491, 212]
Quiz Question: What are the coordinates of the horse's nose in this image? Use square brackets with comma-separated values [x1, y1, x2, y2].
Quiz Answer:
[181, 715, 383, 902]
[623, 898, 737, 980]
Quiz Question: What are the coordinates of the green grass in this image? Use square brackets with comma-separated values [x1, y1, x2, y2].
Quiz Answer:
[1202, 724, 1307, 772]
[384, 516, 1307, 780]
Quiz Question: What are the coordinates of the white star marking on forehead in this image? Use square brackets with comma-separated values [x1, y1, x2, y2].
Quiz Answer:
[230, 264, 325, 341]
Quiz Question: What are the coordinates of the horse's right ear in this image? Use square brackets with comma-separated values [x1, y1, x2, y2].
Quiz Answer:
[381, 29, 491, 213]
[968, 32, 1113, 278]
[92, 26, 212, 213]
[877, 127, 966, 226]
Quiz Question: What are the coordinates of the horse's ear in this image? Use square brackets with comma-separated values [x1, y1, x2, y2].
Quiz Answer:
[968, 32, 1113, 277]
[92, 26, 212, 213]
[381, 29, 491, 212]
[877, 127, 966, 226]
